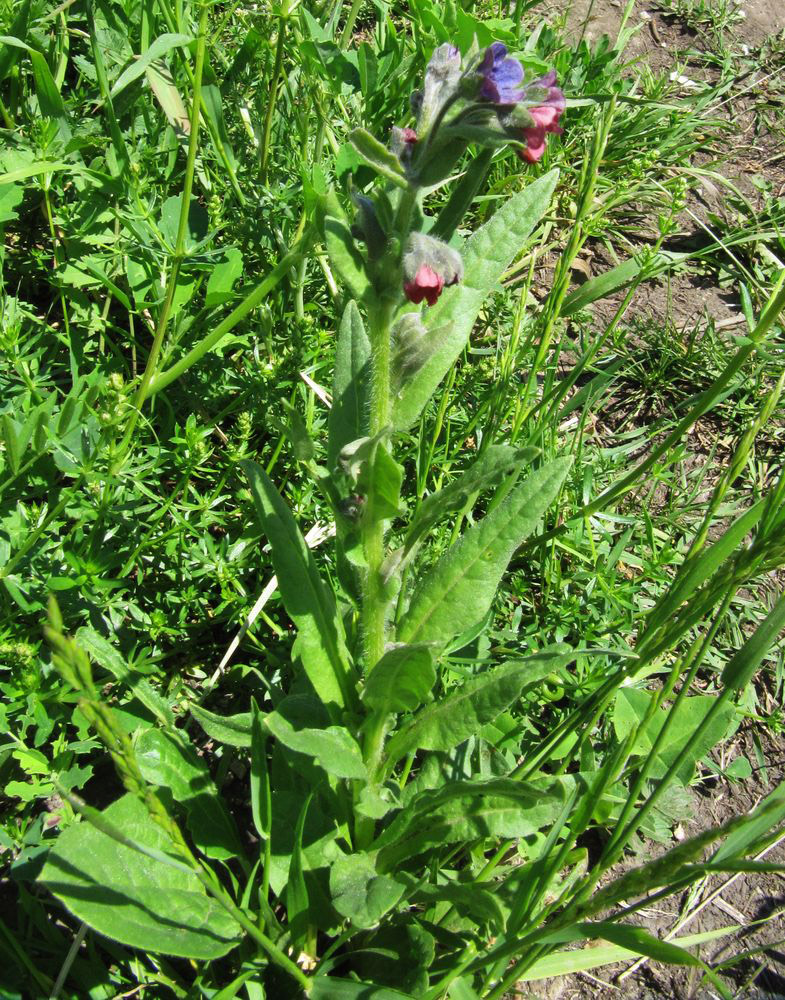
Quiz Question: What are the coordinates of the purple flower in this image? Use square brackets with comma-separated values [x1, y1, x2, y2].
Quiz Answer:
[516, 71, 566, 162]
[478, 42, 525, 105]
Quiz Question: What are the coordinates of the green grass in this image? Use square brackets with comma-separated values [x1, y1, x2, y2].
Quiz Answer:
[1, 0, 784, 995]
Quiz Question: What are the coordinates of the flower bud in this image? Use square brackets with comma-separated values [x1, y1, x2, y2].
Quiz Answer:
[402, 232, 463, 307]
[415, 43, 462, 133]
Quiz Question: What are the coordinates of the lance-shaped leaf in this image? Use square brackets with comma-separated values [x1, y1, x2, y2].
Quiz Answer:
[241, 460, 356, 714]
[383, 648, 573, 768]
[190, 703, 252, 747]
[38, 794, 241, 959]
[329, 300, 371, 470]
[374, 777, 565, 870]
[324, 216, 370, 304]
[397, 458, 572, 648]
[349, 128, 407, 188]
[393, 169, 559, 430]
[402, 445, 537, 557]
[135, 728, 244, 861]
[362, 644, 436, 715]
[264, 695, 367, 781]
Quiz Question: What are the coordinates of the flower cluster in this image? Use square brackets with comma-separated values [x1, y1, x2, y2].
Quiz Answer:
[390, 43, 564, 305]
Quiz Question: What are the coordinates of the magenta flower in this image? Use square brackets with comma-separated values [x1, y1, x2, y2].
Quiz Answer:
[478, 42, 525, 105]
[517, 71, 565, 162]
[404, 264, 444, 306]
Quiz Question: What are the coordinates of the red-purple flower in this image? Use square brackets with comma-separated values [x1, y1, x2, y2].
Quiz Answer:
[402, 233, 463, 306]
[404, 264, 444, 306]
[478, 42, 525, 105]
[516, 72, 566, 162]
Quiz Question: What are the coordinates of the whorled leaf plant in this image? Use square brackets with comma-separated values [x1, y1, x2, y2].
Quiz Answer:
[38, 35, 785, 1000]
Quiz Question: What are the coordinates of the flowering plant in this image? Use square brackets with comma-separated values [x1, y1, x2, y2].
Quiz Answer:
[39, 32, 785, 1000]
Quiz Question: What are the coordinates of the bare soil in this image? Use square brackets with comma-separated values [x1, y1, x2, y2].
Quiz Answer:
[515, 2, 785, 996]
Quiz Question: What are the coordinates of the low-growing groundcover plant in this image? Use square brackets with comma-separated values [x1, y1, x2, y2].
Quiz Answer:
[9, 21, 785, 1000]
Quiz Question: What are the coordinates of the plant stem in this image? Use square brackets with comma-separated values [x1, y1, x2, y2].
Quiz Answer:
[260, 16, 287, 185]
[113, 0, 209, 472]
[145, 236, 309, 400]
[362, 300, 394, 677]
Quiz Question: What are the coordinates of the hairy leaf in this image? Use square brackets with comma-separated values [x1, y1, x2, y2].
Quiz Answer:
[39, 794, 240, 958]
[330, 851, 405, 928]
[384, 649, 572, 767]
[393, 169, 559, 429]
[397, 458, 572, 648]
[242, 460, 356, 714]
[363, 644, 436, 714]
[329, 300, 371, 470]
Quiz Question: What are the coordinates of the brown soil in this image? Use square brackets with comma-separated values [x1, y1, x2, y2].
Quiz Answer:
[515, 3, 785, 997]
[518, 726, 785, 999]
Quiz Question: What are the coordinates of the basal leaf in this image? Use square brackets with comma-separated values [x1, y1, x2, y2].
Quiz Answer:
[384, 649, 573, 767]
[612, 688, 735, 784]
[397, 458, 571, 648]
[189, 703, 252, 747]
[375, 777, 564, 869]
[310, 979, 415, 1000]
[393, 169, 559, 430]
[330, 851, 405, 929]
[135, 728, 243, 861]
[241, 460, 356, 714]
[39, 794, 241, 959]
[264, 697, 366, 781]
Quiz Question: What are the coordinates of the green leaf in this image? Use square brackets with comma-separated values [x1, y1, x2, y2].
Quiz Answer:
[384, 649, 573, 767]
[721, 591, 785, 692]
[330, 851, 405, 929]
[0, 182, 24, 224]
[146, 60, 189, 134]
[190, 703, 252, 747]
[612, 689, 735, 784]
[159, 194, 209, 252]
[250, 698, 271, 840]
[0, 1, 32, 84]
[265, 697, 366, 781]
[712, 782, 785, 864]
[397, 458, 572, 648]
[110, 33, 193, 99]
[287, 795, 312, 953]
[393, 169, 559, 430]
[403, 445, 537, 556]
[348, 128, 407, 187]
[364, 444, 404, 523]
[575, 921, 703, 967]
[77, 628, 174, 728]
[324, 216, 371, 304]
[39, 794, 241, 959]
[328, 300, 371, 470]
[375, 777, 564, 869]
[310, 979, 415, 1000]
[135, 728, 244, 861]
[0, 36, 71, 142]
[1, 414, 23, 473]
[205, 247, 243, 307]
[363, 644, 436, 714]
[241, 460, 356, 714]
